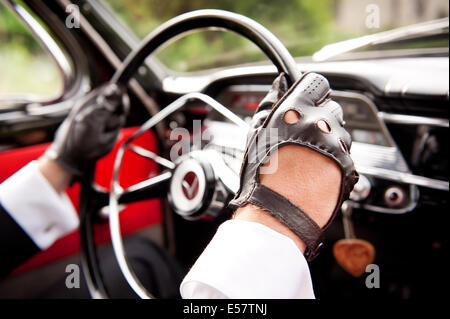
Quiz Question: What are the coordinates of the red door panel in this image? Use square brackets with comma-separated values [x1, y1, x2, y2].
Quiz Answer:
[0, 127, 162, 276]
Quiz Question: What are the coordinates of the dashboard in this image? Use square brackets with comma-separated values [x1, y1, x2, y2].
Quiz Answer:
[163, 56, 448, 299]
[162, 57, 448, 238]
[215, 85, 394, 147]
[175, 83, 447, 216]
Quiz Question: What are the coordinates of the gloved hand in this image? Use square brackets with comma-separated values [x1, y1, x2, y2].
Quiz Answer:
[229, 72, 359, 261]
[45, 83, 129, 177]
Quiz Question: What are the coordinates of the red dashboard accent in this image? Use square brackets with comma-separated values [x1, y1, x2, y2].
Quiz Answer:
[245, 102, 259, 110]
[0, 127, 162, 276]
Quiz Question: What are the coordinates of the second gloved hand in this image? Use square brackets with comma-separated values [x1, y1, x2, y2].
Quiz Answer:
[45, 83, 129, 177]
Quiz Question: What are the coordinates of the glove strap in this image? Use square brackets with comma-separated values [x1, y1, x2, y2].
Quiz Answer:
[246, 183, 324, 261]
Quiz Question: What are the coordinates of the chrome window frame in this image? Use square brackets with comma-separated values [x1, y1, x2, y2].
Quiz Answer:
[0, 0, 91, 126]
[1, 0, 73, 104]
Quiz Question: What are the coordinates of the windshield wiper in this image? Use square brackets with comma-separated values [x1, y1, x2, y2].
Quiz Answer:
[313, 17, 449, 61]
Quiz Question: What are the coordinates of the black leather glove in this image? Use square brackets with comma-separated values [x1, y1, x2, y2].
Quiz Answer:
[229, 72, 359, 261]
[45, 83, 129, 176]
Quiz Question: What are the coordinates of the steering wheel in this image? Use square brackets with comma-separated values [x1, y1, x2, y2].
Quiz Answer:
[79, 9, 301, 299]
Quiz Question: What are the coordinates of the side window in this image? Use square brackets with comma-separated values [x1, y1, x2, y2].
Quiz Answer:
[0, 2, 63, 104]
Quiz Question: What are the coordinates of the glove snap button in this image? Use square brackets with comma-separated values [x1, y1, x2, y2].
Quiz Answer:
[305, 242, 324, 261]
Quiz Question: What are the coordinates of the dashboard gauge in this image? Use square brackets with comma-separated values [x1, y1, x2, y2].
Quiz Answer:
[215, 85, 394, 147]
[216, 85, 269, 118]
[231, 93, 262, 111]
[201, 86, 427, 215]
[351, 129, 387, 146]
[330, 90, 395, 147]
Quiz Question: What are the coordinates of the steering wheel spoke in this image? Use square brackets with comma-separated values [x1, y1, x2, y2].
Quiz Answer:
[128, 144, 175, 169]
[118, 171, 172, 204]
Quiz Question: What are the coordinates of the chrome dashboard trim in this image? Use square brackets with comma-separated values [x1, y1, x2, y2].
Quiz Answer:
[351, 142, 410, 173]
[355, 165, 448, 191]
[378, 112, 449, 128]
[349, 184, 419, 214]
[330, 90, 397, 147]
[312, 17, 449, 62]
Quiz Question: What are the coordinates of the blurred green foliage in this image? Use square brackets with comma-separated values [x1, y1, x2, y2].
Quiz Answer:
[104, 0, 355, 71]
[1, 0, 446, 100]
[0, 2, 62, 100]
[0, 1, 41, 50]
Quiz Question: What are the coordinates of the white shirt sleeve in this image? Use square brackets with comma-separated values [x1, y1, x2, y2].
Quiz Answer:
[180, 219, 315, 299]
[0, 161, 79, 250]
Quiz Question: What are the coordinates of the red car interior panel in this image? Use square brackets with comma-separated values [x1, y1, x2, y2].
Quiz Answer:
[0, 127, 162, 276]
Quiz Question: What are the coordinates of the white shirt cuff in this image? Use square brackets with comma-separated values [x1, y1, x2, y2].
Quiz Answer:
[180, 219, 315, 299]
[0, 161, 79, 250]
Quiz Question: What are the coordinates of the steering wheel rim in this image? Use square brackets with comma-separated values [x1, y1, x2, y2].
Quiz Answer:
[79, 9, 300, 299]
[111, 9, 301, 86]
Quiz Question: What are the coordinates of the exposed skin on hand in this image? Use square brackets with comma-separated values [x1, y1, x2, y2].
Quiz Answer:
[233, 110, 342, 253]
[37, 155, 73, 194]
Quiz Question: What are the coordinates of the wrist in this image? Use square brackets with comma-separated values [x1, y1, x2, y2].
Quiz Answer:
[259, 145, 341, 228]
[233, 204, 307, 253]
[37, 155, 73, 193]
[232, 145, 342, 254]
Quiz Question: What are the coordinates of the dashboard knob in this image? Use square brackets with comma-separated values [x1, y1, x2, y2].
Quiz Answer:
[384, 186, 406, 208]
[349, 174, 371, 202]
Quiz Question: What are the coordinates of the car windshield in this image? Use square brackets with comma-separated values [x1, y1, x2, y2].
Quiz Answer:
[103, 0, 449, 72]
